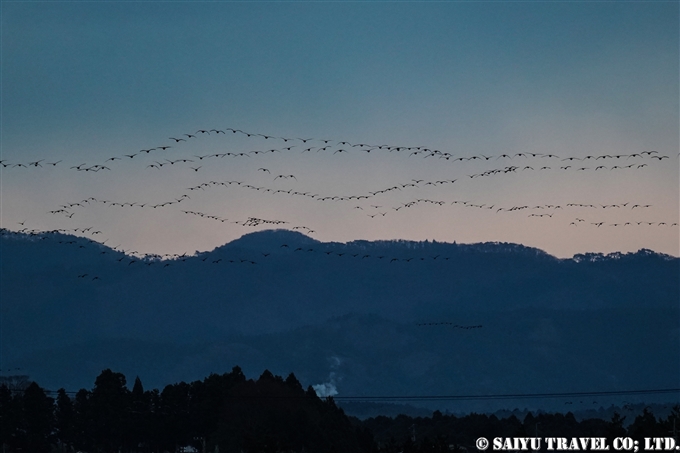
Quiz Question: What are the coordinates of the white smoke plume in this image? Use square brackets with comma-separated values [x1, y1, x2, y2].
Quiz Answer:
[312, 356, 343, 397]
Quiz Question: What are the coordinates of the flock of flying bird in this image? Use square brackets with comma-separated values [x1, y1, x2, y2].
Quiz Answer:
[48, 178, 675, 229]
[2, 125, 677, 287]
[416, 322, 483, 329]
[0, 126, 673, 171]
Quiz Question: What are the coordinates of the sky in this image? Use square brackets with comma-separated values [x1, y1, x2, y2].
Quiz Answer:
[1, 0, 678, 259]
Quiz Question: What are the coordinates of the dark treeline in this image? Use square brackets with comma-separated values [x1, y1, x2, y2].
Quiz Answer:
[0, 368, 678, 453]
[0, 367, 372, 453]
[363, 407, 680, 452]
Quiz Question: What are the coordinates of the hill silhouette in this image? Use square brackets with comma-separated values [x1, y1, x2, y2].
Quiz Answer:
[1, 228, 677, 412]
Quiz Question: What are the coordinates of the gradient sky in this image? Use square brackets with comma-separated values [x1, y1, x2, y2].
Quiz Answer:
[1, 0, 678, 259]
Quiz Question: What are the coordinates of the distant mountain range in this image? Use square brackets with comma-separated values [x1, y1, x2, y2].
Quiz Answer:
[1, 228, 678, 414]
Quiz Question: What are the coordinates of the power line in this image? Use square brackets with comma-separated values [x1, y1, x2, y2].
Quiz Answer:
[332, 389, 680, 402]
[5, 386, 679, 401]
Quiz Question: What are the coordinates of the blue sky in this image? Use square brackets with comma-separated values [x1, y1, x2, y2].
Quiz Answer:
[1, 1, 678, 258]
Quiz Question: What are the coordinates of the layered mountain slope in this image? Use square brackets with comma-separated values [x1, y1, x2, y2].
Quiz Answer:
[1, 228, 677, 411]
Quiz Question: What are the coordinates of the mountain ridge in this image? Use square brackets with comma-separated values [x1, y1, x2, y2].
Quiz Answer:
[2, 226, 678, 261]
[1, 227, 677, 413]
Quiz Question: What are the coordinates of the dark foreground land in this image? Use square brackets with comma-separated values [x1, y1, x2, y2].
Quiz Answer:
[1, 369, 678, 453]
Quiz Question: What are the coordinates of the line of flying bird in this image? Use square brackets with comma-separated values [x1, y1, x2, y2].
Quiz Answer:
[0, 124, 672, 172]
[416, 323, 483, 329]
[49, 177, 674, 230]
[48, 174, 663, 219]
